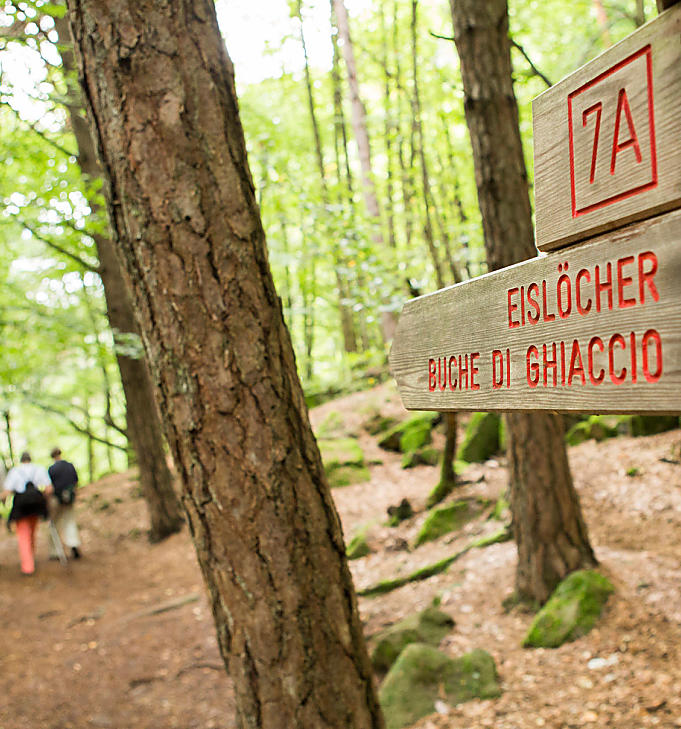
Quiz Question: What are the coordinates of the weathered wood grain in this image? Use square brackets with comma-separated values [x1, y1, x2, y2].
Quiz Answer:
[389, 209, 681, 413]
[533, 5, 681, 251]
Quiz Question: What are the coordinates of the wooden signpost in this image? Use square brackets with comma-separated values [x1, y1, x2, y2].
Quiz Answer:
[533, 3, 681, 251]
[390, 6, 681, 414]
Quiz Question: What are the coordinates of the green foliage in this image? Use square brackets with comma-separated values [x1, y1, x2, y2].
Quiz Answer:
[523, 570, 615, 648]
[379, 644, 500, 729]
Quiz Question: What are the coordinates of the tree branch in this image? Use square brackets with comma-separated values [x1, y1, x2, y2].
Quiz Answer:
[429, 31, 552, 88]
[15, 219, 100, 272]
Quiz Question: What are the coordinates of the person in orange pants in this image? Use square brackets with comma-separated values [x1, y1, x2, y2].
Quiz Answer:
[2, 452, 50, 575]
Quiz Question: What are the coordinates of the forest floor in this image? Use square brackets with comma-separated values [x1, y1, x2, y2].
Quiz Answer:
[1, 382, 680, 729]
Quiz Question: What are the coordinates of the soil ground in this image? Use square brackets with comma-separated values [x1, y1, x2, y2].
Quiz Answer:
[1, 382, 680, 729]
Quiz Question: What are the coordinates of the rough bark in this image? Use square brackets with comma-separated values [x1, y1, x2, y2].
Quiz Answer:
[450, 0, 596, 604]
[65, 1, 384, 727]
[56, 16, 183, 542]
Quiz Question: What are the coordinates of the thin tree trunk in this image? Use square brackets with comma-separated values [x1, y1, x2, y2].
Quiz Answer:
[56, 15, 183, 542]
[4, 410, 14, 466]
[450, 0, 596, 605]
[66, 1, 383, 725]
[380, 2, 397, 249]
[333, 0, 383, 228]
[297, 0, 357, 354]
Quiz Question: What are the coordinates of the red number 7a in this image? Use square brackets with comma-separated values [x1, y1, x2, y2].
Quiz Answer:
[582, 90, 643, 185]
[568, 45, 656, 218]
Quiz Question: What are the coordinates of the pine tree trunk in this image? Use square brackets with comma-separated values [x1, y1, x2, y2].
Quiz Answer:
[450, 0, 596, 605]
[56, 16, 183, 541]
[65, 1, 384, 726]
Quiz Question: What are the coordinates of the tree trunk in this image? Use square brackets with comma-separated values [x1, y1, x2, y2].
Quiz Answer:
[56, 15, 183, 542]
[4, 410, 14, 466]
[333, 0, 383, 227]
[297, 1, 357, 354]
[450, 0, 596, 605]
[65, 2, 383, 726]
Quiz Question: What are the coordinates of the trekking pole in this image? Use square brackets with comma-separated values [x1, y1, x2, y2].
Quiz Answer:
[49, 520, 68, 566]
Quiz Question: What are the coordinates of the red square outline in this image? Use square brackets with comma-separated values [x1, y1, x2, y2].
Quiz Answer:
[567, 44, 657, 218]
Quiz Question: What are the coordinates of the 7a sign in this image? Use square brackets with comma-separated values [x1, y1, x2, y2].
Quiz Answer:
[534, 4, 681, 251]
[568, 45, 656, 217]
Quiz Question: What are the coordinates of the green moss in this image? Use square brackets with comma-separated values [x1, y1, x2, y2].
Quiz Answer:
[318, 437, 364, 470]
[327, 464, 370, 488]
[315, 410, 345, 439]
[523, 570, 614, 648]
[386, 498, 413, 527]
[363, 413, 400, 436]
[469, 526, 511, 548]
[490, 496, 509, 521]
[565, 415, 618, 446]
[626, 415, 680, 437]
[401, 446, 440, 469]
[378, 413, 437, 453]
[370, 606, 455, 673]
[457, 412, 500, 463]
[379, 644, 500, 729]
[346, 531, 371, 560]
[414, 500, 475, 547]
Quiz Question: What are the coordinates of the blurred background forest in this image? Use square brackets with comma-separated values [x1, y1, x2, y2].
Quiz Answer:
[0, 0, 660, 479]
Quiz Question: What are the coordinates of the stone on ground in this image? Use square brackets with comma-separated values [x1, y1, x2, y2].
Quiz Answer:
[379, 644, 501, 729]
[523, 570, 614, 648]
[457, 412, 500, 463]
[370, 606, 455, 673]
[378, 413, 437, 453]
[414, 500, 478, 547]
[317, 437, 369, 487]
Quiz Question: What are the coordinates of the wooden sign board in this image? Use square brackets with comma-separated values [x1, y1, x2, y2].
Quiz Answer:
[389, 209, 681, 413]
[533, 4, 681, 252]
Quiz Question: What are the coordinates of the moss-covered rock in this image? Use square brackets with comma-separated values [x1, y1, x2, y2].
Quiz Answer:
[378, 413, 437, 453]
[456, 412, 501, 463]
[565, 415, 618, 446]
[370, 606, 455, 673]
[363, 413, 400, 436]
[625, 415, 680, 437]
[523, 570, 614, 648]
[327, 464, 370, 488]
[414, 500, 477, 547]
[315, 410, 346, 438]
[387, 498, 413, 527]
[379, 644, 501, 729]
[318, 437, 369, 488]
[346, 531, 371, 560]
[401, 446, 440, 469]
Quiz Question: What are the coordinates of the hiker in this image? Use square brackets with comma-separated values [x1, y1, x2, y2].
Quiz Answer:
[1, 451, 50, 575]
[47, 447, 82, 560]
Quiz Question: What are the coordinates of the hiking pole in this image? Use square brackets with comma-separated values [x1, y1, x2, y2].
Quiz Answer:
[48, 520, 68, 566]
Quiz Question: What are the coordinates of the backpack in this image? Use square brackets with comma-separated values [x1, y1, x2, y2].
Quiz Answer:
[8, 481, 49, 523]
[55, 484, 76, 506]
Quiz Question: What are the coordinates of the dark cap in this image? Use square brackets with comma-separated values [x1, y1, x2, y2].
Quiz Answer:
[20, 451, 31, 463]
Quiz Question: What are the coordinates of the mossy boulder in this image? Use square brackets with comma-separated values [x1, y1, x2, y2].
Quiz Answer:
[414, 500, 477, 547]
[565, 415, 618, 446]
[370, 606, 455, 673]
[315, 410, 346, 438]
[624, 415, 680, 437]
[318, 438, 369, 488]
[363, 413, 400, 436]
[379, 644, 501, 729]
[386, 498, 413, 527]
[346, 531, 371, 560]
[401, 446, 440, 469]
[378, 413, 437, 453]
[457, 412, 500, 463]
[523, 570, 614, 648]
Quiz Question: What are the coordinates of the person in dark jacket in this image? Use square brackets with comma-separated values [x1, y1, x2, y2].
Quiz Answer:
[1, 451, 50, 575]
[47, 447, 82, 560]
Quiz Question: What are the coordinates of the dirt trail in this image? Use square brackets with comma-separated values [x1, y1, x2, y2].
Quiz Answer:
[1, 383, 680, 729]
